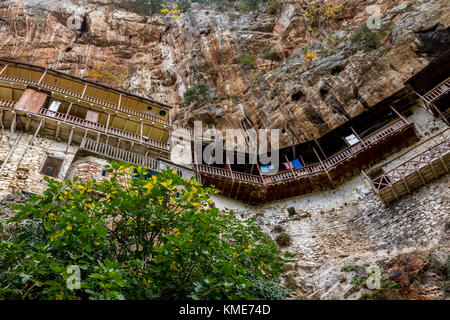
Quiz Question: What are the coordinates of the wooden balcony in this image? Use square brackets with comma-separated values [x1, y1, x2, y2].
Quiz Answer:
[36, 107, 170, 151]
[197, 119, 419, 203]
[0, 99, 16, 109]
[367, 138, 450, 205]
[80, 138, 198, 181]
[422, 76, 449, 105]
[0, 73, 171, 127]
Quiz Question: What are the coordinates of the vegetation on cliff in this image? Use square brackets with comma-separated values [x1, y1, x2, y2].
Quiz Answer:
[0, 162, 292, 300]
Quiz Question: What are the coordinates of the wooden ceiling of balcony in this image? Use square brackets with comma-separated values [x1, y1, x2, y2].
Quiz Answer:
[0, 60, 172, 124]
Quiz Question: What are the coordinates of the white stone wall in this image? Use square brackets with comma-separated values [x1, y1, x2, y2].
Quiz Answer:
[0, 131, 78, 198]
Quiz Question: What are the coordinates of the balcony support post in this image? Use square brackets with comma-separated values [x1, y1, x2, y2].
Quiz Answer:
[0, 64, 8, 76]
[140, 122, 143, 144]
[55, 122, 61, 140]
[118, 94, 122, 108]
[362, 170, 387, 206]
[25, 114, 31, 132]
[82, 84, 88, 98]
[66, 127, 74, 153]
[30, 118, 44, 146]
[64, 103, 73, 122]
[350, 126, 366, 148]
[390, 105, 409, 125]
[106, 113, 111, 134]
[9, 112, 16, 140]
[313, 147, 333, 185]
[38, 69, 47, 85]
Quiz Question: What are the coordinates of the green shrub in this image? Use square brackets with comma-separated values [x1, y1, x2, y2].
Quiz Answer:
[183, 82, 211, 107]
[113, 0, 163, 16]
[350, 24, 381, 52]
[266, 0, 281, 15]
[0, 163, 293, 300]
[240, 53, 256, 69]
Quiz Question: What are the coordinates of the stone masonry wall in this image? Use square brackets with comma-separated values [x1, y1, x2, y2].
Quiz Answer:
[0, 131, 78, 199]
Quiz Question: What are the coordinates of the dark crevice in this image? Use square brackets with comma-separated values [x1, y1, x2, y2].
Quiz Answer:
[354, 86, 370, 109]
[331, 65, 345, 75]
[291, 90, 304, 101]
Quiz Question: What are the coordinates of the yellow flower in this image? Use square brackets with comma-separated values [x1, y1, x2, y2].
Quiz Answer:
[143, 182, 152, 193]
[66, 225, 72, 231]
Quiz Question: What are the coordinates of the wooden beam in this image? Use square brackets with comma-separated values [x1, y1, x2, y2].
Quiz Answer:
[416, 169, 427, 186]
[30, 118, 44, 146]
[66, 127, 74, 153]
[350, 126, 366, 148]
[430, 102, 450, 126]
[402, 179, 411, 194]
[82, 84, 88, 98]
[9, 112, 16, 140]
[64, 103, 73, 122]
[25, 114, 31, 132]
[0, 64, 8, 76]
[55, 121, 61, 140]
[390, 105, 409, 124]
[38, 69, 47, 85]
[106, 113, 111, 134]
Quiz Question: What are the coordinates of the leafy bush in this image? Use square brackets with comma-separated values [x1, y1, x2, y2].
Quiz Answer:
[0, 163, 292, 300]
[266, 0, 281, 15]
[183, 82, 211, 107]
[240, 53, 256, 69]
[350, 24, 381, 52]
[112, 0, 163, 16]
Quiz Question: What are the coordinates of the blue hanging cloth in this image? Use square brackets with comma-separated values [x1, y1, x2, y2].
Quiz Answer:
[291, 159, 303, 169]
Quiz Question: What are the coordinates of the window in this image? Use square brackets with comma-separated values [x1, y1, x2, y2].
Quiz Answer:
[40, 156, 64, 178]
[345, 134, 360, 146]
[159, 110, 167, 117]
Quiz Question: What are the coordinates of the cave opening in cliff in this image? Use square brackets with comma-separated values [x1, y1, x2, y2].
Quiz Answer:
[80, 15, 89, 34]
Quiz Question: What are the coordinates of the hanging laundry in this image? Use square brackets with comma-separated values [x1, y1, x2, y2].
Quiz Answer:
[283, 162, 294, 170]
[291, 159, 303, 169]
[260, 165, 275, 173]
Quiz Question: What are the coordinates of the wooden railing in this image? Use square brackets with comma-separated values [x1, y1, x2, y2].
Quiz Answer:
[0, 99, 16, 108]
[196, 119, 412, 185]
[37, 107, 170, 151]
[423, 76, 450, 104]
[80, 137, 160, 171]
[80, 137, 197, 180]
[0, 73, 184, 129]
[370, 138, 450, 193]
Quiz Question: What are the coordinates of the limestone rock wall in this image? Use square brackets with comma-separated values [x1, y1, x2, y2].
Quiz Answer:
[0, 0, 448, 147]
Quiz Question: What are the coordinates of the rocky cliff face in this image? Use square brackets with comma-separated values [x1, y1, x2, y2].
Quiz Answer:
[0, 0, 449, 146]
